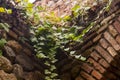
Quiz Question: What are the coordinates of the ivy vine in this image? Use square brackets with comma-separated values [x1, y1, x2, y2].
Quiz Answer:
[13, 0, 113, 79]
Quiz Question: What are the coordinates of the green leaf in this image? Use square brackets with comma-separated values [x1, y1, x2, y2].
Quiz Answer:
[0, 39, 7, 48]
[80, 56, 86, 61]
[72, 4, 80, 12]
[0, 23, 10, 32]
[36, 53, 46, 58]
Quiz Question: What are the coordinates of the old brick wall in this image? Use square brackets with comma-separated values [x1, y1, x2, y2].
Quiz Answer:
[0, 0, 120, 80]
[55, 0, 120, 80]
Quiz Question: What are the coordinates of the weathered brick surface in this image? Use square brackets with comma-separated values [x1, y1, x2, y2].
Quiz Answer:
[99, 38, 109, 49]
[91, 70, 102, 79]
[116, 35, 120, 44]
[93, 34, 102, 43]
[107, 47, 117, 57]
[80, 71, 95, 80]
[104, 31, 120, 51]
[87, 58, 105, 73]
[95, 45, 113, 63]
[81, 63, 93, 73]
[90, 51, 101, 61]
[108, 25, 118, 37]
[113, 20, 120, 33]
[98, 59, 109, 68]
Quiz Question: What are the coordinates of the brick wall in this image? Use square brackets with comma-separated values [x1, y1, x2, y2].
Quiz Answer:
[56, 1, 120, 79]
[0, 0, 120, 80]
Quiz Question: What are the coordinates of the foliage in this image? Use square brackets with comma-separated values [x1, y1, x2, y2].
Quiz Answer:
[0, 23, 10, 32]
[15, 0, 112, 79]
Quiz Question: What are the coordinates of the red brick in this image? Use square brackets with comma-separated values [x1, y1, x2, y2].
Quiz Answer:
[81, 63, 93, 73]
[90, 51, 101, 61]
[113, 20, 120, 33]
[99, 38, 109, 49]
[107, 47, 117, 57]
[104, 31, 120, 51]
[81, 41, 93, 51]
[8, 30, 18, 39]
[91, 70, 102, 79]
[97, 25, 108, 34]
[95, 45, 113, 63]
[108, 25, 118, 37]
[80, 71, 95, 80]
[116, 35, 120, 44]
[93, 34, 102, 43]
[87, 58, 105, 73]
[99, 59, 109, 68]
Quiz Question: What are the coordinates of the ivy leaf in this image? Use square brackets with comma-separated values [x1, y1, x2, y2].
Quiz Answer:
[80, 56, 86, 61]
[36, 53, 46, 58]
[64, 48, 70, 51]
[0, 23, 10, 32]
[0, 39, 7, 48]
[72, 4, 80, 12]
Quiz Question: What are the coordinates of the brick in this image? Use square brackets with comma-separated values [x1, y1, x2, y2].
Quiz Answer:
[80, 71, 95, 80]
[87, 58, 105, 73]
[93, 34, 102, 43]
[108, 25, 118, 37]
[99, 38, 109, 49]
[113, 20, 120, 33]
[91, 70, 102, 79]
[81, 41, 93, 51]
[99, 59, 109, 68]
[81, 63, 93, 73]
[104, 31, 120, 51]
[8, 30, 18, 39]
[90, 51, 101, 61]
[23, 48, 32, 56]
[97, 25, 108, 34]
[116, 35, 120, 44]
[107, 47, 117, 57]
[95, 45, 113, 63]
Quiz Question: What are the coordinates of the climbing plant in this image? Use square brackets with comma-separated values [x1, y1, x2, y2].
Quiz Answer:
[13, 0, 113, 79]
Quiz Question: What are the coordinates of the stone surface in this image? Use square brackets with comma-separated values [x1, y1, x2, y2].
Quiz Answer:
[0, 70, 17, 80]
[23, 71, 44, 80]
[4, 46, 16, 62]
[7, 40, 22, 54]
[16, 54, 34, 71]
[8, 30, 18, 40]
[71, 65, 81, 78]
[13, 64, 24, 80]
[0, 56, 13, 73]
